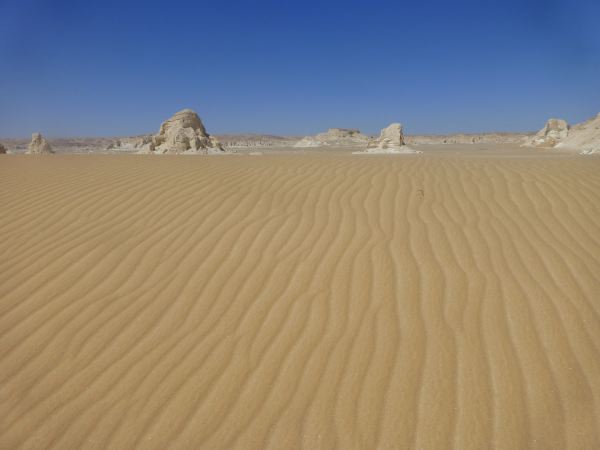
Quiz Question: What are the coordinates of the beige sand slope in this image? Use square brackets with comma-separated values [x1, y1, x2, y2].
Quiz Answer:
[1, 151, 600, 450]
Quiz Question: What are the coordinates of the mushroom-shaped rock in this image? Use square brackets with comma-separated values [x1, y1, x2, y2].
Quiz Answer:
[141, 109, 224, 154]
[158, 109, 207, 136]
[27, 133, 54, 154]
[0, 143, 7, 154]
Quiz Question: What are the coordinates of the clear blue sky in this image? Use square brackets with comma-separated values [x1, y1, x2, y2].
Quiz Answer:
[1, 0, 599, 137]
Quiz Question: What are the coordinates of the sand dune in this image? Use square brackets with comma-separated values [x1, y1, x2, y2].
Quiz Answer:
[1, 150, 600, 449]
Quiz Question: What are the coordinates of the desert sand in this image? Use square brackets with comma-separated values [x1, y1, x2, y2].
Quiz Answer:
[1, 146, 600, 449]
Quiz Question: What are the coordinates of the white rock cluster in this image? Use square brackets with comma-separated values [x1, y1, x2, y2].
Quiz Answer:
[138, 109, 225, 154]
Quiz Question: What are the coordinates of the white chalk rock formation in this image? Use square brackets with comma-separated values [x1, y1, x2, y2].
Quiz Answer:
[0, 143, 6, 154]
[294, 128, 370, 147]
[27, 133, 54, 154]
[523, 114, 600, 154]
[139, 109, 225, 154]
[556, 113, 600, 155]
[355, 123, 420, 154]
[526, 118, 570, 147]
[376, 123, 405, 147]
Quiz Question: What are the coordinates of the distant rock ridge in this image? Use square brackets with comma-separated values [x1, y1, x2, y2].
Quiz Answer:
[27, 133, 54, 154]
[324, 128, 363, 138]
[216, 134, 299, 148]
[137, 109, 226, 154]
[406, 132, 530, 145]
[295, 127, 370, 147]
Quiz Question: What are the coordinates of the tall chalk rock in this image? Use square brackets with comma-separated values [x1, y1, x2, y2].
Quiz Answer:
[27, 133, 54, 154]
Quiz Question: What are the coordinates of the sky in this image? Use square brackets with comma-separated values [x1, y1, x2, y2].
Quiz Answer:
[0, 0, 599, 137]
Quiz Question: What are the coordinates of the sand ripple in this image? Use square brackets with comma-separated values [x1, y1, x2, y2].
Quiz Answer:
[1, 153, 599, 449]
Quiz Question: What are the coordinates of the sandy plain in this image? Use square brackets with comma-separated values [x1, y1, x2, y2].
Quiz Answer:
[1, 145, 599, 449]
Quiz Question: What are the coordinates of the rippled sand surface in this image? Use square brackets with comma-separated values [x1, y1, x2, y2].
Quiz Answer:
[1, 150, 599, 449]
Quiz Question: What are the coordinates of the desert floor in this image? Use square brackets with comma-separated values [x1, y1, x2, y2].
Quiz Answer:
[1, 147, 599, 449]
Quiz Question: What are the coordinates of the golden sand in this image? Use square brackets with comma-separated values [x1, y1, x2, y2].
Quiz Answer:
[1, 151, 599, 449]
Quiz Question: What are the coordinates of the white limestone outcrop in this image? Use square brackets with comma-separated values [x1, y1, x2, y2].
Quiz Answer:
[138, 109, 225, 154]
[27, 133, 54, 154]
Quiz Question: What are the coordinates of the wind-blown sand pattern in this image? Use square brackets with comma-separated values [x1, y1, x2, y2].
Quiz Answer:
[1, 151, 600, 450]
